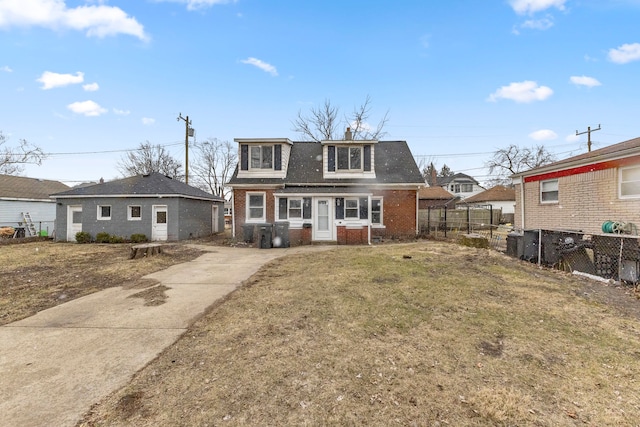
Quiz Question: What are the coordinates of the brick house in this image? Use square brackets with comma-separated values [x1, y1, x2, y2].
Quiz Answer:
[227, 132, 425, 245]
[511, 136, 640, 234]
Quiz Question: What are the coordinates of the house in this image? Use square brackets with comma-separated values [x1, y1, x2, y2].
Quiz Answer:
[437, 173, 484, 200]
[418, 186, 457, 209]
[512, 136, 640, 234]
[227, 132, 425, 245]
[460, 185, 516, 223]
[0, 174, 69, 237]
[52, 172, 225, 242]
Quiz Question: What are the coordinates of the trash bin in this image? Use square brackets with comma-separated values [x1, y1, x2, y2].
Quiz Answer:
[257, 223, 273, 249]
[523, 229, 539, 262]
[506, 232, 522, 258]
[273, 222, 290, 248]
[242, 224, 255, 243]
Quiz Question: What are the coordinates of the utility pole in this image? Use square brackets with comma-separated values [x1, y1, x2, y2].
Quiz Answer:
[576, 124, 601, 152]
[177, 113, 193, 184]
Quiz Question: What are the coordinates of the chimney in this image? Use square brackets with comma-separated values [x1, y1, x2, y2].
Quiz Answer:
[345, 127, 352, 141]
[430, 166, 437, 187]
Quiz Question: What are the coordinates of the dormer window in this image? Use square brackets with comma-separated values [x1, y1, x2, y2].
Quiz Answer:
[250, 145, 273, 169]
[338, 146, 361, 170]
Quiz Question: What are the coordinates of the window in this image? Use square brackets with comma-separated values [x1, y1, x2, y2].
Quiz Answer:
[337, 146, 362, 170]
[97, 205, 111, 220]
[460, 183, 473, 192]
[371, 198, 383, 225]
[250, 146, 273, 169]
[128, 205, 141, 220]
[289, 199, 302, 218]
[278, 197, 312, 220]
[540, 179, 558, 202]
[620, 166, 640, 198]
[247, 193, 265, 221]
[345, 199, 359, 218]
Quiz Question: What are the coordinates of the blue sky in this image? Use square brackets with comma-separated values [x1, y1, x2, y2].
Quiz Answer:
[1, 0, 640, 185]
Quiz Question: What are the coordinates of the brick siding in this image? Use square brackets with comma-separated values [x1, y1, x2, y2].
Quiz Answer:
[515, 167, 640, 234]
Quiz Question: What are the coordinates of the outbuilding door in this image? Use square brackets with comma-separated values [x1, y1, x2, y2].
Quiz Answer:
[212, 205, 219, 233]
[152, 205, 168, 241]
[67, 205, 82, 242]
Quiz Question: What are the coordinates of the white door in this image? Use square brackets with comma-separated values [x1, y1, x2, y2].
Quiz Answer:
[314, 199, 333, 241]
[152, 205, 168, 241]
[212, 205, 219, 233]
[67, 206, 82, 242]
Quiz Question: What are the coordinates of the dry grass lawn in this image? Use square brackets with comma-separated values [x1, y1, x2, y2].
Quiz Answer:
[77, 242, 640, 426]
[0, 240, 204, 325]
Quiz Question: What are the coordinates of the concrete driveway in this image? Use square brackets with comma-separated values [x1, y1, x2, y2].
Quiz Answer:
[0, 244, 333, 427]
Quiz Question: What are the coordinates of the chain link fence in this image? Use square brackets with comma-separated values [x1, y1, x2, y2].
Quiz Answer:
[504, 229, 640, 284]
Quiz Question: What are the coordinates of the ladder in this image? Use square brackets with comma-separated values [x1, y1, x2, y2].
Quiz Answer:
[22, 212, 38, 237]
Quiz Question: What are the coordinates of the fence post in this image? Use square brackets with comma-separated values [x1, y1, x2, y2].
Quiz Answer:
[427, 206, 431, 236]
[467, 205, 471, 234]
[489, 205, 493, 239]
[444, 206, 447, 238]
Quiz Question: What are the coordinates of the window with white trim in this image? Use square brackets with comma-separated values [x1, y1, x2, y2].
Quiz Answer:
[337, 146, 362, 170]
[247, 193, 265, 221]
[97, 205, 111, 220]
[128, 205, 142, 220]
[540, 179, 558, 203]
[345, 198, 359, 218]
[371, 198, 383, 225]
[620, 166, 640, 198]
[250, 146, 273, 169]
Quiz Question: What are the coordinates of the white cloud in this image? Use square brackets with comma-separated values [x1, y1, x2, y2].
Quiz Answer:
[570, 75, 601, 88]
[113, 108, 130, 116]
[1, 65, 12, 72]
[521, 17, 554, 30]
[37, 71, 84, 89]
[509, 0, 567, 15]
[142, 117, 155, 125]
[565, 133, 580, 143]
[529, 129, 558, 141]
[0, 0, 148, 41]
[83, 82, 99, 91]
[241, 57, 278, 76]
[155, 0, 236, 11]
[608, 43, 640, 64]
[487, 80, 553, 103]
[67, 100, 107, 116]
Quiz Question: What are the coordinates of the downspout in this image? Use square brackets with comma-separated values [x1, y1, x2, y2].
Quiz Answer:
[519, 178, 525, 230]
[231, 192, 236, 239]
[415, 188, 420, 236]
[368, 194, 372, 245]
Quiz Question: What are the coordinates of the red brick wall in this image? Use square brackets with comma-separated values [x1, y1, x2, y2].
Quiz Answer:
[374, 189, 417, 238]
[232, 189, 277, 237]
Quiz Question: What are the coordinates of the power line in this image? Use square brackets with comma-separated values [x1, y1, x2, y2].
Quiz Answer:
[44, 141, 183, 157]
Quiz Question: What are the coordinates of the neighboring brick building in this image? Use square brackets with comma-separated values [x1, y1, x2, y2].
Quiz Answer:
[511, 136, 640, 234]
[227, 131, 425, 245]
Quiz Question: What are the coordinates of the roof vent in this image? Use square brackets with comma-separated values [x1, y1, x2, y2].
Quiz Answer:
[345, 127, 352, 141]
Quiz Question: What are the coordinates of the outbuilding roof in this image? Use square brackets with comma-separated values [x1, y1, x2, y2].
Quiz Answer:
[52, 172, 223, 201]
[0, 174, 69, 201]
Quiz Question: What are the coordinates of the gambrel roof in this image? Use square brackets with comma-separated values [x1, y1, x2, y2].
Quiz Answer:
[0, 174, 69, 201]
[52, 172, 223, 201]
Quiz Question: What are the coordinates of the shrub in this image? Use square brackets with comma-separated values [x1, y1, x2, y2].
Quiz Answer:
[75, 231, 92, 243]
[95, 232, 111, 243]
[130, 233, 148, 243]
[109, 235, 125, 243]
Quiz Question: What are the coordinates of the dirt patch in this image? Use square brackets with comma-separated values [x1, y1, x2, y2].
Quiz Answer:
[128, 285, 171, 306]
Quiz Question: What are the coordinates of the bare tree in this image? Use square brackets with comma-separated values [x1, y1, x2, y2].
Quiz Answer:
[485, 144, 555, 187]
[190, 138, 237, 199]
[117, 141, 183, 180]
[0, 131, 47, 175]
[292, 95, 389, 141]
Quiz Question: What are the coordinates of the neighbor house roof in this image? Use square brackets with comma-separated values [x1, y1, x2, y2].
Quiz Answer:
[418, 186, 455, 200]
[0, 174, 69, 201]
[513, 136, 640, 178]
[463, 185, 515, 204]
[436, 173, 480, 187]
[228, 140, 425, 187]
[52, 172, 223, 201]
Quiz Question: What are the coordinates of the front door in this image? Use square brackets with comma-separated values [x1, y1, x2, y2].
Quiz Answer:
[152, 205, 168, 241]
[314, 198, 333, 241]
[212, 205, 219, 233]
[67, 205, 82, 242]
